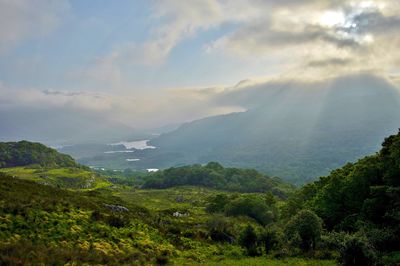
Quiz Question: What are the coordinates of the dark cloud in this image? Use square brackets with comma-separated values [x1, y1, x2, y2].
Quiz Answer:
[307, 58, 353, 67]
[340, 10, 400, 35]
[42, 89, 85, 97]
[226, 22, 361, 51]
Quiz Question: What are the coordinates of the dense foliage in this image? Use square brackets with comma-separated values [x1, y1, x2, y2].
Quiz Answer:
[206, 193, 278, 226]
[0, 141, 78, 168]
[282, 130, 400, 264]
[284, 210, 322, 252]
[143, 162, 292, 196]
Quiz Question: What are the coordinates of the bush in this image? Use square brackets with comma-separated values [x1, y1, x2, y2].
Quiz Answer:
[339, 235, 377, 266]
[107, 214, 127, 228]
[239, 225, 260, 256]
[285, 210, 322, 252]
[259, 225, 282, 254]
[206, 194, 230, 213]
[225, 195, 275, 225]
[206, 215, 235, 243]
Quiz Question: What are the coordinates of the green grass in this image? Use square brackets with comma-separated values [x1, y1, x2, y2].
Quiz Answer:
[0, 169, 340, 265]
[117, 186, 226, 210]
[0, 166, 111, 190]
[202, 257, 337, 266]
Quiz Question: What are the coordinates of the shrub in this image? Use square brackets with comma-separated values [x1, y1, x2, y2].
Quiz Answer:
[206, 194, 230, 213]
[239, 225, 260, 256]
[225, 195, 275, 225]
[259, 225, 282, 254]
[206, 215, 235, 243]
[107, 214, 126, 228]
[339, 235, 377, 266]
[285, 210, 322, 252]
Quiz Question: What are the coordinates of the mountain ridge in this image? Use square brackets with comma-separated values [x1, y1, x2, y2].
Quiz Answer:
[147, 73, 400, 184]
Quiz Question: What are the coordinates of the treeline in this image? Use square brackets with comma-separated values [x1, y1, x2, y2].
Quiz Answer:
[0, 141, 80, 168]
[280, 129, 400, 264]
[142, 162, 292, 196]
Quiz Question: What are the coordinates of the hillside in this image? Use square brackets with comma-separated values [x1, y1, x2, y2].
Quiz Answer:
[283, 130, 400, 264]
[0, 141, 110, 190]
[0, 173, 170, 265]
[0, 141, 78, 168]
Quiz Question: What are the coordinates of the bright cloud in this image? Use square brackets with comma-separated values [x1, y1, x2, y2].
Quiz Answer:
[0, 0, 69, 54]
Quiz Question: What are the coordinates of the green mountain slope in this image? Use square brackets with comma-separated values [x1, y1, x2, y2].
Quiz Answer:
[284, 130, 400, 263]
[0, 141, 77, 168]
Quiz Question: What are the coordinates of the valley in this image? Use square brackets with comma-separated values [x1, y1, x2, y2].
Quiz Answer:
[1, 131, 399, 265]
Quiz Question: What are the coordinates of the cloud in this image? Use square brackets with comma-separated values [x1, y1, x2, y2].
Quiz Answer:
[0, 81, 243, 133]
[204, 1, 399, 80]
[72, 53, 123, 87]
[0, 0, 70, 55]
[80, 0, 275, 82]
[2, 69, 399, 142]
[81, 0, 400, 87]
[307, 58, 353, 67]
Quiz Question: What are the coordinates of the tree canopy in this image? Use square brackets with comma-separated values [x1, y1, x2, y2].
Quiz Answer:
[0, 141, 78, 168]
[143, 162, 292, 195]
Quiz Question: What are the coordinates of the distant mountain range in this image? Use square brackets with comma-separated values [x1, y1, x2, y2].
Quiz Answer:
[57, 73, 400, 185]
[145, 73, 400, 184]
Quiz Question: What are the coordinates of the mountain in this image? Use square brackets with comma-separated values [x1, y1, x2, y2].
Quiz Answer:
[147, 74, 400, 184]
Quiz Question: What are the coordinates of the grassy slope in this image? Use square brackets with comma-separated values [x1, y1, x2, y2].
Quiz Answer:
[0, 166, 110, 190]
[1, 173, 206, 265]
[0, 170, 336, 265]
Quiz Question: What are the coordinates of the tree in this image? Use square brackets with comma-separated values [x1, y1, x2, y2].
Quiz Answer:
[285, 210, 322, 252]
[205, 161, 224, 171]
[225, 195, 275, 225]
[206, 194, 230, 213]
[260, 225, 282, 254]
[380, 129, 400, 186]
[239, 225, 260, 256]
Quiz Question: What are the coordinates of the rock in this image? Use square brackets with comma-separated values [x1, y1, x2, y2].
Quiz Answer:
[175, 196, 185, 203]
[172, 211, 189, 217]
[104, 204, 129, 212]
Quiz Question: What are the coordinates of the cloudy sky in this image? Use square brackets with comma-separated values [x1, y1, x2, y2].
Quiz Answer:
[1, 0, 400, 140]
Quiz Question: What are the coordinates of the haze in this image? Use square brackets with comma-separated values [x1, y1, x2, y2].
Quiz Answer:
[1, 0, 400, 143]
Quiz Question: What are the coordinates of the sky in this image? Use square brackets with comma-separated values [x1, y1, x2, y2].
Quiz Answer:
[1, 0, 400, 141]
